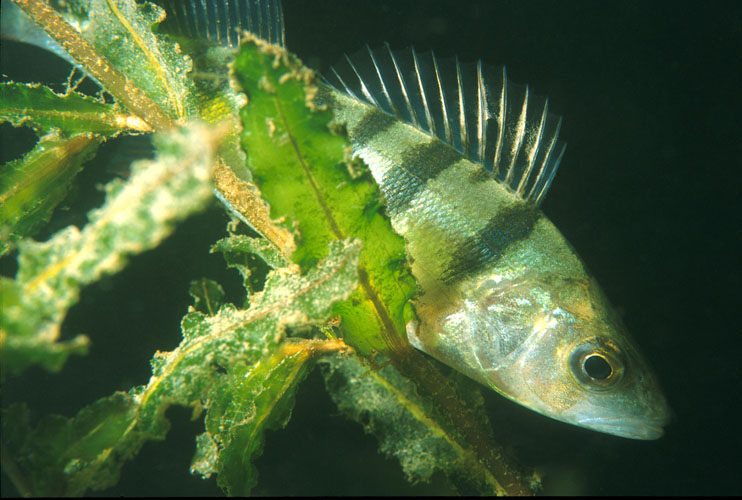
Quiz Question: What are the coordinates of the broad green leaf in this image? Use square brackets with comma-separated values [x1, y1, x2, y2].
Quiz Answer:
[232, 36, 417, 356]
[2, 239, 360, 496]
[0, 131, 101, 256]
[0, 82, 150, 135]
[0, 122, 217, 376]
[82, 0, 197, 121]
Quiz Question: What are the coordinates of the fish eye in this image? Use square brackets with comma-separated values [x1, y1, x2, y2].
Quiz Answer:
[569, 338, 625, 391]
[584, 354, 612, 379]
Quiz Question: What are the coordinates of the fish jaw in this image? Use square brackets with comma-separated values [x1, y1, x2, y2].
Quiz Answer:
[574, 415, 666, 440]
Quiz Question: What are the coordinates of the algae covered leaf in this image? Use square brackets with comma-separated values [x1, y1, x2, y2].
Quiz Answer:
[232, 34, 417, 356]
[0, 131, 101, 255]
[82, 0, 197, 121]
[0, 80, 155, 253]
[0, 81, 151, 135]
[2, 238, 360, 496]
[0, 122, 218, 376]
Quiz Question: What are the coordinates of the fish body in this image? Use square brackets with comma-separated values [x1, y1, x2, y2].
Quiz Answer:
[322, 47, 670, 439]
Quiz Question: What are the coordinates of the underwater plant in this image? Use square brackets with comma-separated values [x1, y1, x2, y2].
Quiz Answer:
[1, 0, 533, 495]
[1, 0, 673, 496]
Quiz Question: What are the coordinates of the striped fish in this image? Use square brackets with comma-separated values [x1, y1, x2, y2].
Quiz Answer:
[320, 46, 670, 439]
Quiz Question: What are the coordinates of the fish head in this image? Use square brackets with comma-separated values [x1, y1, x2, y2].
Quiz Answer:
[410, 273, 671, 440]
[484, 275, 671, 439]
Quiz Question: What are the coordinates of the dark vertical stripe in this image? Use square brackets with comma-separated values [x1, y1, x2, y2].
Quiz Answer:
[382, 141, 462, 215]
[468, 166, 494, 184]
[441, 202, 539, 284]
[349, 109, 397, 144]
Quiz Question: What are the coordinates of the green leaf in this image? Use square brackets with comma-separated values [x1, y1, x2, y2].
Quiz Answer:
[0, 122, 217, 377]
[211, 234, 292, 298]
[322, 355, 507, 495]
[197, 348, 313, 495]
[82, 0, 197, 120]
[232, 37, 417, 356]
[212, 234, 292, 272]
[0, 82, 150, 135]
[2, 239, 360, 496]
[0, 131, 101, 256]
[1, 394, 140, 497]
[188, 278, 226, 316]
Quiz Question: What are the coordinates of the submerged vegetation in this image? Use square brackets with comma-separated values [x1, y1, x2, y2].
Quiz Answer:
[1, 0, 534, 495]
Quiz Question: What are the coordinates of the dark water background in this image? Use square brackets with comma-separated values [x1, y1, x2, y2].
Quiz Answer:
[1, 0, 740, 495]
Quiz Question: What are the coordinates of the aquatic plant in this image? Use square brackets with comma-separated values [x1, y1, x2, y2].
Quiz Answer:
[1, 0, 534, 495]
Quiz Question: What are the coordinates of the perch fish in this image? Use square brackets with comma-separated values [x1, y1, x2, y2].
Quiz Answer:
[321, 45, 670, 439]
[5, 0, 671, 439]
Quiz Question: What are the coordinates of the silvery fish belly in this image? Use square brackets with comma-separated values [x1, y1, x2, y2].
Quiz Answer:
[323, 45, 670, 439]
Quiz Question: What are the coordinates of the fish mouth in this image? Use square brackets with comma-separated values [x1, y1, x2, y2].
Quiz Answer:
[575, 416, 666, 440]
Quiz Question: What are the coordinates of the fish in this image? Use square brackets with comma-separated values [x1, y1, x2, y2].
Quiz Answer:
[321, 46, 670, 439]
[6, 0, 670, 439]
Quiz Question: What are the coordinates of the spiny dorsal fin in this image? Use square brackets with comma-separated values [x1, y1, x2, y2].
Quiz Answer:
[155, 0, 285, 48]
[327, 44, 566, 205]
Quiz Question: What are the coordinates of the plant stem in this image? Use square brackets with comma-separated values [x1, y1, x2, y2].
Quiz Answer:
[395, 350, 533, 495]
[12, 0, 174, 131]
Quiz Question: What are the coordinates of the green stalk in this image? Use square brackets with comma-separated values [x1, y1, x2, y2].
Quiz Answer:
[12, 0, 174, 131]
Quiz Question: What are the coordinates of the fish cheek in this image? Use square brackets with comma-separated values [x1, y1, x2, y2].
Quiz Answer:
[517, 327, 585, 415]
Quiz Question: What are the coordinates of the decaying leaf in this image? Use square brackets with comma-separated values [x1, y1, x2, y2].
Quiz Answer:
[2, 239, 360, 496]
[0, 122, 218, 376]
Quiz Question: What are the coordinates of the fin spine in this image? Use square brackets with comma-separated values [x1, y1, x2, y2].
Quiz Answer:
[476, 61, 487, 165]
[492, 66, 507, 181]
[327, 46, 566, 205]
[517, 99, 548, 197]
[413, 48, 435, 135]
[154, 0, 285, 48]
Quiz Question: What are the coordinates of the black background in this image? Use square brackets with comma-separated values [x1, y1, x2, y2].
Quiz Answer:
[1, 0, 740, 495]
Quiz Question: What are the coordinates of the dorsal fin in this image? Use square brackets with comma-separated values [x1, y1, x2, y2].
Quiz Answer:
[154, 0, 285, 48]
[326, 44, 566, 205]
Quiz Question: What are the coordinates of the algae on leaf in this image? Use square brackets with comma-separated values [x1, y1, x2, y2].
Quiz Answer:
[0, 131, 101, 255]
[0, 80, 154, 253]
[0, 82, 151, 135]
[232, 35, 418, 356]
[2, 239, 360, 496]
[0, 122, 218, 376]
[322, 355, 508, 495]
[189, 278, 227, 316]
[83, 0, 197, 121]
